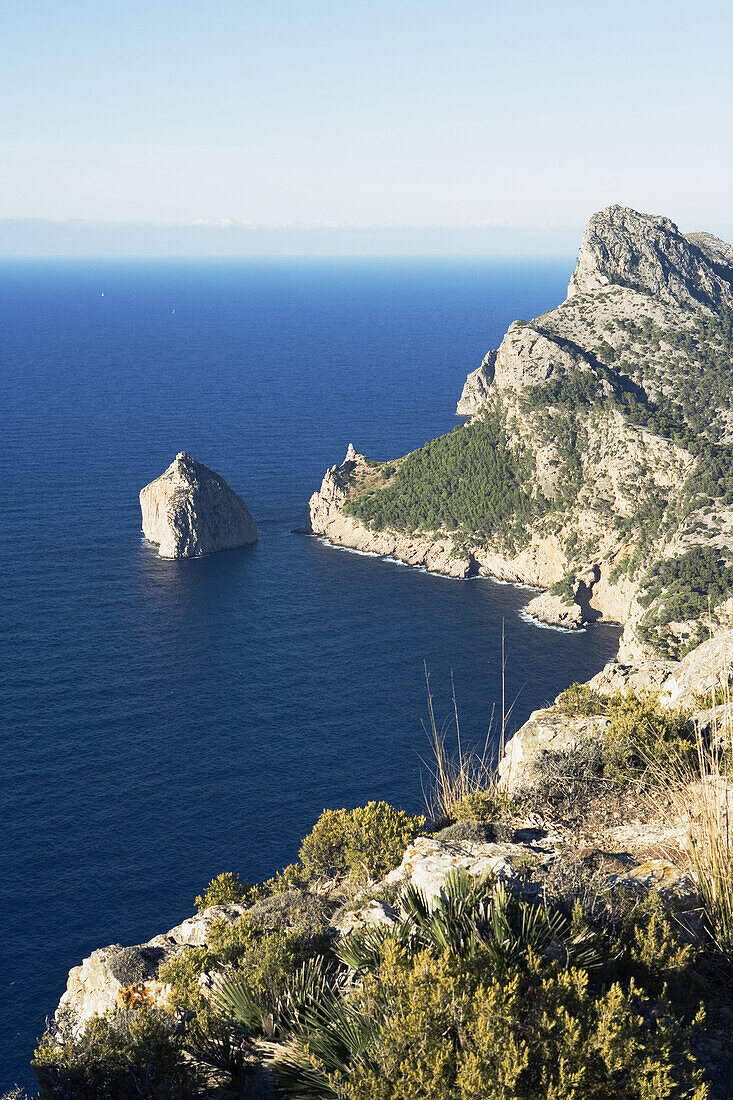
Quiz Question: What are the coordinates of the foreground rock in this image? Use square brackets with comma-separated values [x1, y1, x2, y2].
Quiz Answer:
[54, 902, 248, 1039]
[50, 822, 703, 1046]
[383, 833, 556, 901]
[140, 452, 257, 558]
[498, 707, 610, 795]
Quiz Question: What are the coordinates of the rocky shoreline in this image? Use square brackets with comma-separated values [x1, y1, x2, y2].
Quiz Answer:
[307, 444, 643, 661]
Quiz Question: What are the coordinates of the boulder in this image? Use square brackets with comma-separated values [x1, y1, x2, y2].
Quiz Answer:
[383, 835, 553, 902]
[588, 659, 679, 700]
[605, 859, 700, 909]
[140, 452, 257, 558]
[498, 707, 609, 794]
[335, 899, 397, 934]
[524, 591, 584, 630]
[667, 630, 733, 706]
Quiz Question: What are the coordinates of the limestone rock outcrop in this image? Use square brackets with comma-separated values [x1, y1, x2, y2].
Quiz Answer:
[587, 659, 679, 700]
[498, 708, 610, 795]
[523, 591, 584, 631]
[383, 833, 559, 902]
[49, 825, 702, 1048]
[666, 629, 733, 706]
[54, 902, 248, 1040]
[140, 452, 257, 559]
[567, 204, 733, 312]
[456, 350, 496, 415]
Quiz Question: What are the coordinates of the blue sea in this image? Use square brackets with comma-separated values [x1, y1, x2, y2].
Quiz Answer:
[0, 258, 620, 1089]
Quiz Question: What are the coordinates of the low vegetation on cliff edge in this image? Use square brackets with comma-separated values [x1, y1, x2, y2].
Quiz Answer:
[27, 685, 733, 1100]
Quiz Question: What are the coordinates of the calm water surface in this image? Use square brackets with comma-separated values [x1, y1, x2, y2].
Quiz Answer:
[0, 258, 620, 1087]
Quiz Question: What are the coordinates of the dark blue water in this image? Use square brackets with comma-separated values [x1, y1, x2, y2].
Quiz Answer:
[0, 258, 620, 1088]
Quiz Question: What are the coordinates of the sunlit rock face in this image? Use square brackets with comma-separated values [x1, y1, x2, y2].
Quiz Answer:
[140, 452, 257, 558]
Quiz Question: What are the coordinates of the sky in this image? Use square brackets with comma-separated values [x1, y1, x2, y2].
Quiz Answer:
[1, 0, 732, 255]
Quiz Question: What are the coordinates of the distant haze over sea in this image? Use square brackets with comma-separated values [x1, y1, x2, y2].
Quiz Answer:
[0, 219, 583, 257]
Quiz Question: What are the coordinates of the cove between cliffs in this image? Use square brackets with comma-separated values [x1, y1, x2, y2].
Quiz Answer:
[306, 448, 631, 651]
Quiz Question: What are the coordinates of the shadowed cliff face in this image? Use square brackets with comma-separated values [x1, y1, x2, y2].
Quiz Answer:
[310, 205, 733, 661]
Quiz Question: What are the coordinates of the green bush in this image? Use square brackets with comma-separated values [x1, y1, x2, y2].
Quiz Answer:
[194, 870, 255, 912]
[549, 574, 576, 605]
[450, 789, 512, 823]
[556, 682, 607, 717]
[601, 693, 694, 783]
[297, 801, 426, 883]
[330, 947, 706, 1100]
[271, 922, 706, 1100]
[32, 1009, 198, 1100]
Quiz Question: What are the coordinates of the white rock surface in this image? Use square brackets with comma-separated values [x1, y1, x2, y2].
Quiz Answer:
[667, 629, 733, 706]
[498, 708, 610, 794]
[588, 659, 680, 700]
[140, 452, 257, 558]
[54, 903, 248, 1039]
[524, 591, 584, 630]
[383, 835, 545, 901]
[336, 899, 397, 933]
[605, 859, 700, 908]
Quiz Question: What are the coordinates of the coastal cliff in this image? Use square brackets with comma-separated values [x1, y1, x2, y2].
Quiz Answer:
[140, 452, 257, 559]
[309, 205, 733, 660]
[31, 208, 733, 1098]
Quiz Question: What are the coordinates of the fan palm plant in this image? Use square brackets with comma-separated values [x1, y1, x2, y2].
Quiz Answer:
[337, 870, 598, 975]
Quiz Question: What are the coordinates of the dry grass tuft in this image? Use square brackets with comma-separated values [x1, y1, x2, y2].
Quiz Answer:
[421, 628, 519, 822]
[654, 684, 733, 954]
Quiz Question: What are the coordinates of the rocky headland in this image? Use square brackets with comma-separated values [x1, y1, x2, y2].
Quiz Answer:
[309, 205, 733, 664]
[140, 452, 257, 559]
[28, 210, 733, 1098]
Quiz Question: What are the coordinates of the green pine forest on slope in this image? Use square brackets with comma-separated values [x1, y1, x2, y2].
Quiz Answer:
[344, 283, 733, 656]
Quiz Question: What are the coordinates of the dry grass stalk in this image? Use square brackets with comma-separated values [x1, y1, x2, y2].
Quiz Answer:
[421, 626, 519, 821]
[655, 681, 733, 953]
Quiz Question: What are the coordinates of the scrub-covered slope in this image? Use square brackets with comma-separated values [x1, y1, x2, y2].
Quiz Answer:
[309, 206, 733, 660]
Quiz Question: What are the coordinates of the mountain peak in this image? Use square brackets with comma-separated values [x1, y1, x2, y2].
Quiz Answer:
[567, 204, 733, 312]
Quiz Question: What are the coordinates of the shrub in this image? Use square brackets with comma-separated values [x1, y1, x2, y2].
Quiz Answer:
[194, 870, 254, 912]
[158, 945, 213, 1014]
[32, 1009, 198, 1100]
[549, 574, 576, 605]
[450, 789, 512, 823]
[246, 887, 336, 933]
[274, 939, 706, 1100]
[297, 801, 425, 884]
[520, 740, 603, 811]
[601, 693, 693, 783]
[556, 682, 607, 717]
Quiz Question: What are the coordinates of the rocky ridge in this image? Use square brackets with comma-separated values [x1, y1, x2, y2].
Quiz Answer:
[140, 452, 257, 559]
[309, 205, 733, 660]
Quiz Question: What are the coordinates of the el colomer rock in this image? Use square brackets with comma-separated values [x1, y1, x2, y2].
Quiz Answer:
[140, 452, 257, 559]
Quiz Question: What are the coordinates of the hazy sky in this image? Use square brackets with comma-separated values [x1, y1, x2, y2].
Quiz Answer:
[2, 0, 732, 253]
